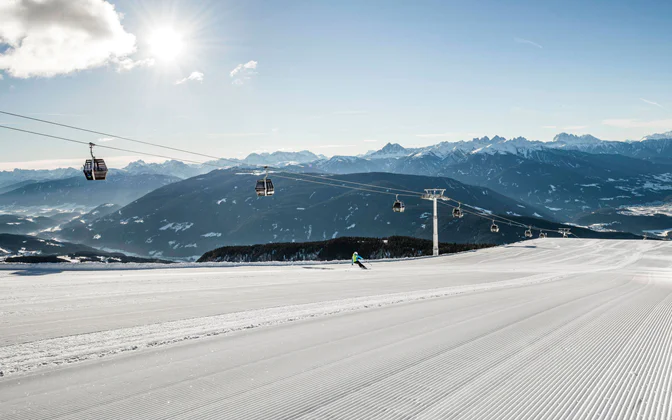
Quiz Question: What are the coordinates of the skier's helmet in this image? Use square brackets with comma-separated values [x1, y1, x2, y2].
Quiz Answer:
[354, 251, 358, 255]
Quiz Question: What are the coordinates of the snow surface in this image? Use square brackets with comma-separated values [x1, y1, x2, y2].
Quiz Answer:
[2, 239, 672, 419]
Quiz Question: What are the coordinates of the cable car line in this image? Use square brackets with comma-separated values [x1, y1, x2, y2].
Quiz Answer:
[437, 200, 563, 236]
[0, 120, 571, 238]
[0, 125, 212, 166]
[0, 110, 223, 161]
[0, 123, 422, 201]
[438, 200, 528, 229]
[273, 174, 421, 198]
[0, 110, 432, 196]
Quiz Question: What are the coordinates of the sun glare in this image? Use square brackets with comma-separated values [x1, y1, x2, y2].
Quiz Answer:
[149, 27, 184, 61]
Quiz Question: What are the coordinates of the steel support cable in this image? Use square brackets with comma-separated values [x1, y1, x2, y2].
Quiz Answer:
[0, 110, 222, 161]
[439, 201, 569, 236]
[437, 200, 528, 227]
[0, 125, 213, 166]
[272, 174, 422, 198]
[437, 200, 555, 234]
[447, 199, 539, 230]
[0, 125, 430, 204]
[0, 120, 561, 233]
[275, 170, 427, 196]
[436, 201, 527, 228]
[0, 111, 436, 196]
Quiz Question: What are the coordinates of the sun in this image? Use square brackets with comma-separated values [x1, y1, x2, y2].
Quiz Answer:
[148, 27, 184, 62]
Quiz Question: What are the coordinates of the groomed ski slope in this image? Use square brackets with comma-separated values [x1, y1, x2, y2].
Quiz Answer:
[1, 239, 671, 419]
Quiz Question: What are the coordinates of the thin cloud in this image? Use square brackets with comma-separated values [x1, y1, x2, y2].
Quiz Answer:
[333, 110, 368, 115]
[640, 98, 668, 111]
[97, 137, 115, 142]
[28, 113, 87, 117]
[207, 132, 267, 138]
[415, 132, 457, 138]
[363, 139, 378, 143]
[315, 144, 356, 148]
[514, 37, 543, 49]
[115, 57, 154, 72]
[542, 125, 557, 129]
[603, 118, 672, 129]
[230, 60, 258, 85]
[175, 71, 204, 85]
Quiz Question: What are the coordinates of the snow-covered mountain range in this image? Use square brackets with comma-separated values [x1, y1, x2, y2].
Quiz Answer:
[2, 130, 672, 241]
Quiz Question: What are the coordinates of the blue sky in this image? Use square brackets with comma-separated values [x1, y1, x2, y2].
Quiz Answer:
[0, 0, 671, 169]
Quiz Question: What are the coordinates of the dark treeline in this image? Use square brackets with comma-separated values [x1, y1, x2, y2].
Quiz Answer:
[4, 252, 172, 264]
[198, 236, 495, 263]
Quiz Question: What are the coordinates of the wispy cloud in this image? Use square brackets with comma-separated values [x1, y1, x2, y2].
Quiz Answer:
[115, 57, 155, 72]
[603, 118, 672, 129]
[333, 110, 368, 115]
[363, 139, 378, 143]
[230, 60, 258, 85]
[415, 132, 457, 138]
[563, 125, 587, 131]
[97, 137, 115, 142]
[28, 113, 87, 117]
[514, 37, 543, 49]
[640, 98, 668, 111]
[206, 132, 267, 138]
[175, 71, 204, 85]
[542, 125, 557, 129]
[315, 144, 355, 148]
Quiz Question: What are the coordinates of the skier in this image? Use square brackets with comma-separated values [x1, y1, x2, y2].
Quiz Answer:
[352, 251, 367, 269]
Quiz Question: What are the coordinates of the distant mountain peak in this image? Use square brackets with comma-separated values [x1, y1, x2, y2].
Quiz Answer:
[367, 142, 412, 159]
[642, 131, 672, 141]
[552, 133, 601, 144]
[381, 142, 406, 150]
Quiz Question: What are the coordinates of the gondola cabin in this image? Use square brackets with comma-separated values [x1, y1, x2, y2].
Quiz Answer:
[255, 166, 274, 196]
[392, 195, 405, 213]
[83, 143, 108, 181]
[83, 159, 108, 181]
[392, 200, 405, 213]
[255, 178, 274, 196]
[453, 207, 463, 218]
[490, 222, 499, 233]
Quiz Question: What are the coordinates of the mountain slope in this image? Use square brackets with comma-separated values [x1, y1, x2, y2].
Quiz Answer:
[56, 170, 553, 259]
[0, 173, 180, 212]
[0, 214, 59, 235]
[438, 149, 672, 218]
[0, 168, 80, 190]
[0, 233, 171, 263]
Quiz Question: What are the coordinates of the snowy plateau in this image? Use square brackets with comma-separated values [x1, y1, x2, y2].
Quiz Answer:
[1, 238, 671, 419]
